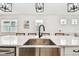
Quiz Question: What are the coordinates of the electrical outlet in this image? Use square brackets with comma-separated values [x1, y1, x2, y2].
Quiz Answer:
[60, 19, 67, 24]
[72, 19, 78, 24]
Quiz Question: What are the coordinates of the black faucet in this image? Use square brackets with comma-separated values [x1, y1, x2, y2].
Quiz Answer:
[38, 25, 45, 38]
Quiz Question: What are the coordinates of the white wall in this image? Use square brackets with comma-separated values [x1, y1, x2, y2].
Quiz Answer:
[0, 14, 79, 35]
[0, 3, 79, 45]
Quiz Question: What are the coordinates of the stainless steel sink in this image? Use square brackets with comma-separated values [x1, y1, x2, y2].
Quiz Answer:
[24, 39, 56, 45]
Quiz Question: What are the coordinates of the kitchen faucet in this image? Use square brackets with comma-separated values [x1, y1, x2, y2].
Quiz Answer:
[38, 24, 45, 38]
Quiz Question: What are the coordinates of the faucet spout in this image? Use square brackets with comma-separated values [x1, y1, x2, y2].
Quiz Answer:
[38, 24, 45, 38]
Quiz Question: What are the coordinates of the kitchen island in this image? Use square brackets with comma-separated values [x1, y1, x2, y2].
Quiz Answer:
[16, 45, 79, 56]
[0, 45, 79, 56]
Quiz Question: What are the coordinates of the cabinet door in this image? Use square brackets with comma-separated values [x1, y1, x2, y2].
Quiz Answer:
[40, 48, 60, 56]
[19, 48, 36, 56]
[65, 47, 79, 56]
[40, 48, 46, 56]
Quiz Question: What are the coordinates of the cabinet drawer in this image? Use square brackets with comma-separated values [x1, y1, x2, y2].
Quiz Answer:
[65, 47, 79, 55]
[0, 47, 16, 56]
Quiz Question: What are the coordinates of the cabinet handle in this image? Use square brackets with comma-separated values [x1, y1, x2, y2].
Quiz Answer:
[73, 50, 79, 53]
[5, 51, 15, 54]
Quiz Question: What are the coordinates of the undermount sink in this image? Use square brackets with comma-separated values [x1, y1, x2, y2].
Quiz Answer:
[24, 39, 56, 45]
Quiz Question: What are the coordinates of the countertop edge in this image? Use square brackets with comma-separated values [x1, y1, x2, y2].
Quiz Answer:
[0, 45, 79, 48]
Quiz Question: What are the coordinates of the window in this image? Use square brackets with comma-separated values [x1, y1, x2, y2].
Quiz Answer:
[1, 20, 17, 32]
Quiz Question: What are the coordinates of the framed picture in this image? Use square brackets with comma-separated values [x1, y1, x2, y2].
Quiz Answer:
[24, 20, 30, 29]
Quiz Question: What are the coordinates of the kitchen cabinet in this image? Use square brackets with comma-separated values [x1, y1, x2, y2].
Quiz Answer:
[19, 47, 60, 56]
[64, 47, 79, 56]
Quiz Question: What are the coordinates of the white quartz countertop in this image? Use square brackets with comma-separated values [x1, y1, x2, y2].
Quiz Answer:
[17, 45, 79, 48]
[0, 45, 79, 48]
[0, 35, 79, 47]
[17, 45, 60, 48]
